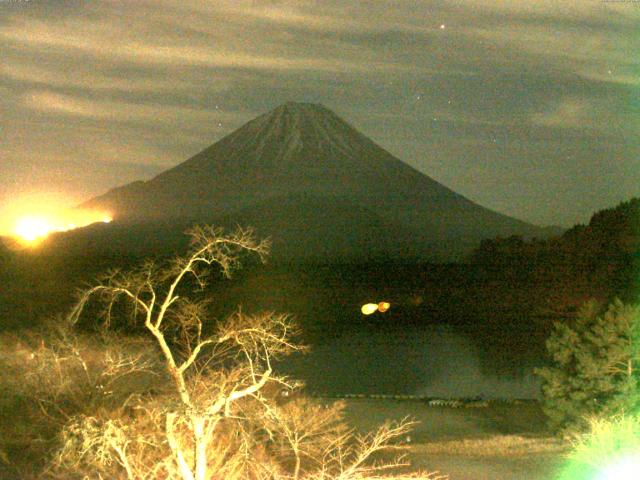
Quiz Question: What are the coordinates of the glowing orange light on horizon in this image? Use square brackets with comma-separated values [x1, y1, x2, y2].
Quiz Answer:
[14, 217, 54, 243]
[11, 211, 112, 245]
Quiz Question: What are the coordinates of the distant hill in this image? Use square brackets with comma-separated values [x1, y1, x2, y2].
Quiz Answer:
[80, 102, 557, 260]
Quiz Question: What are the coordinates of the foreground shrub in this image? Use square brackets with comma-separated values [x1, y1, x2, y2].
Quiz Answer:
[0, 328, 160, 478]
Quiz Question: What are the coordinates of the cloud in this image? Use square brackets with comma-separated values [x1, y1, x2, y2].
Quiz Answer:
[464, 22, 634, 69]
[579, 70, 640, 88]
[530, 96, 637, 137]
[531, 97, 594, 128]
[0, 0, 493, 83]
[446, 0, 640, 23]
[0, 14, 433, 75]
[0, 61, 225, 94]
[21, 90, 247, 131]
[211, 3, 372, 32]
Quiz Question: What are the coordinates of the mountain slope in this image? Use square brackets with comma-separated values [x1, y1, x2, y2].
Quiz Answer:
[82, 102, 557, 260]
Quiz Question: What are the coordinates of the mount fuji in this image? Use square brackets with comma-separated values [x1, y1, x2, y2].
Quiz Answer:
[81, 102, 557, 260]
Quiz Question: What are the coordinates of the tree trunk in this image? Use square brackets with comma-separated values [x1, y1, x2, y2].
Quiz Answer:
[166, 413, 195, 480]
[193, 415, 209, 480]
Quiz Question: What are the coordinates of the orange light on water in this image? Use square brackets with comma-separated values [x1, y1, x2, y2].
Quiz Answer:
[360, 301, 391, 315]
[361, 303, 378, 315]
[378, 301, 391, 313]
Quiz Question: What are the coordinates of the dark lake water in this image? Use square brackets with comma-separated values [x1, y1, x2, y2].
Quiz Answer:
[281, 324, 541, 399]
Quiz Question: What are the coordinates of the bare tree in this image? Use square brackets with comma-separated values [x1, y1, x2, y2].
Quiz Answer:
[52, 225, 445, 480]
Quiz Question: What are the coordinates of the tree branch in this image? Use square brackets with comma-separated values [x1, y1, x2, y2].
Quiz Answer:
[177, 339, 216, 374]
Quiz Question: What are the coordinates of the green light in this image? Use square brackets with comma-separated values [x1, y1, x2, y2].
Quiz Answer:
[557, 415, 640, 480]
[594, 455, 640, 480]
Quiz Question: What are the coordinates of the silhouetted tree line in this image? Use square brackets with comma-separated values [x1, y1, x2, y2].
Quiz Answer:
[470, 198, 640, 307]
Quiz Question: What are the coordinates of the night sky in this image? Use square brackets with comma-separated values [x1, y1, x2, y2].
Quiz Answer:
[1, 0, 638, 231]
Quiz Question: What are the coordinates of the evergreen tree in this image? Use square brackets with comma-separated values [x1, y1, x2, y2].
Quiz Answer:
[536, 299, 640, 432]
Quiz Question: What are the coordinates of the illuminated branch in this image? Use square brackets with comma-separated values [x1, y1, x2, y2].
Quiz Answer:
[177, 339, 216, 374]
